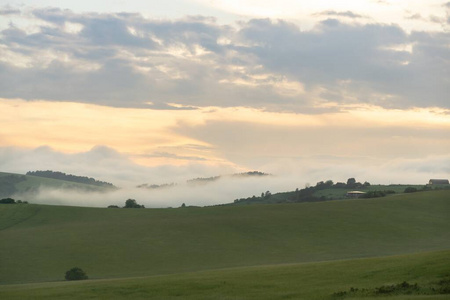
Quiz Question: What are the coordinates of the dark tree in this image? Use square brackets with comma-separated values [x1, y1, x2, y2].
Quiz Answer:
[404, 187, 418, 193]
[124, 199, 145, 208]
[346, 178, 356, 187]
[334, 182, 346, 188]
[0, 198, 16, 204]
[65, 267, 88, 281]
[107, 205, 120, 208]
[26, 170, 116, 188]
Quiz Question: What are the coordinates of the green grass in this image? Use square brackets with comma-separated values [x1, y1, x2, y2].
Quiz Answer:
[0, 250, 449, 299]
[0, 190, 449, 285]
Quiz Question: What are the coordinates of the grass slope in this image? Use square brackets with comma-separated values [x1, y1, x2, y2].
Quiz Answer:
[0, 190, 449, 285]
[0, 250, 449, 299]
[0, 171, 112, 197]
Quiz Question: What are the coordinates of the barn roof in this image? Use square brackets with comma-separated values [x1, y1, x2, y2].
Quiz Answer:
[429, 179, 449, 184]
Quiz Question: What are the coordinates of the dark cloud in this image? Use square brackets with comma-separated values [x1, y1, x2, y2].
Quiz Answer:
[32, 7, 72, 25]
[141, 152, 207, 161]
[313, 10, 364, 19]
[0, 6, 20, 15]
[0, 10, 448, 110]
[406, 13, 422, 20]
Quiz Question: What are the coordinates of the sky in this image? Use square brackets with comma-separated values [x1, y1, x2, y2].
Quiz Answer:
[0, 1, 449, 206]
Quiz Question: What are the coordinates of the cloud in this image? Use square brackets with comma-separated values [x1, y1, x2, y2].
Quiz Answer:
[313, 10, 364, 19]
[0, 9, 449, 110]
[0, 6, 20, 15]
[22, 174, 303, 208]
[173, 118, 450, 170]
[0, 145, 239, 187]
[141, 152, 208, 161]
[4, 145, 448, 208]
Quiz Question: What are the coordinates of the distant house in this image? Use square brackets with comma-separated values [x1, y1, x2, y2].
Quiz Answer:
[428, 179, 449, 185]
[346, 191, 366, 198]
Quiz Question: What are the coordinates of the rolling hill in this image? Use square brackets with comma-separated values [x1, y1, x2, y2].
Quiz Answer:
[0, 171, 116, 198]
[0, 190, 449, 286]
[0, 249, 449, 299]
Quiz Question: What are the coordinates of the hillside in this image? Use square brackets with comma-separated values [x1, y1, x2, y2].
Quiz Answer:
[1, 250, 449, 299]
[0, 190, 449, 284]
[0, 172, 116, 198]
[26, 170, 116, 188]
[231, 180, 432, 205]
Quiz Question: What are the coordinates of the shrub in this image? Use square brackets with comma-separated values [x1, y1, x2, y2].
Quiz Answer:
[124, 199, 145, 208]
[65, 267, 88, 281]
[0, 198, 16, 204]
[404, 187, 418, 193]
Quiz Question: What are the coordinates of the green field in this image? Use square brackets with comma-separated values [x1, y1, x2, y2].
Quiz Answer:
[0, 250, 449, 299]
[0, 190, 449, 298]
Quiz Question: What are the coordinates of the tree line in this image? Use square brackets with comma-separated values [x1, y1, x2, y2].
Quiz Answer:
[26, 170, 116, 188]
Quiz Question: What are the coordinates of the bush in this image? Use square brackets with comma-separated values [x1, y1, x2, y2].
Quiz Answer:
[0, 198, 16, 204]
[65, 267, 88, 281]
[124, 199, 145, 208]
[404, 187, 418, 193]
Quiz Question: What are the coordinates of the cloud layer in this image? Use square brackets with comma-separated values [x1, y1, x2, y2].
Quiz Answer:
[0, 7, 448, 111]
[2, 145, 449, 207]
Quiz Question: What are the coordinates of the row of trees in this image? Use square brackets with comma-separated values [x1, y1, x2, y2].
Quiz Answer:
[108, 199, 145, 209]
[233, 178, 370, 205]
[26, 170, 116, 188]
[0, 198, 28, 204]
[313, 178, 370, 190]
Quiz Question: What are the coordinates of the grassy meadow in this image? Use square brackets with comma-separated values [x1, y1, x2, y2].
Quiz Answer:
[0, 250, 449, 299]
[0, 190, 449, 299]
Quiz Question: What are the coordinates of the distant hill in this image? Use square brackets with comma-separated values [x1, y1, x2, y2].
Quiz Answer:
[26, 170, 116, 188]
[187, 171, 270, 185]
[0, 171, 116, 198]
[136, 183, 176, 190]
[229, 178, 436, 205]
[137, 171, 270, 189]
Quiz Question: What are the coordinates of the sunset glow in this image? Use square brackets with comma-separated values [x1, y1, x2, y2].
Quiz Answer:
[0, 0, 448, 189]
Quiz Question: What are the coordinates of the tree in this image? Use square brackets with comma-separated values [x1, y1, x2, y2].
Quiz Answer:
[346, 178, 356, 187]
[0, 198, 16, 204]
[124, 199, 145, 208]
[404, 187, 418, 193]
[65, 267, 88, 281]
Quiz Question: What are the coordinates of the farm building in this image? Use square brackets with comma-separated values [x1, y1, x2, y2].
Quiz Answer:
[346, 191, 366, 198]
[428, 179, 449, 185]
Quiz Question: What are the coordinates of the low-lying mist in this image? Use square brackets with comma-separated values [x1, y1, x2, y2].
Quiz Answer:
[18, 175, 304, 208]
[4, 146, 449, 208]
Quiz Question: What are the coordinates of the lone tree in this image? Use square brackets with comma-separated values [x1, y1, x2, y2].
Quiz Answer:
[124, 199, 145, 208]
[346, 178, 356, 188]
[65, 267, 88, 281]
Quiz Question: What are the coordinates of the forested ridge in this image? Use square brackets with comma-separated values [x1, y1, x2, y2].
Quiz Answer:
[26, 170, 116, 188]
